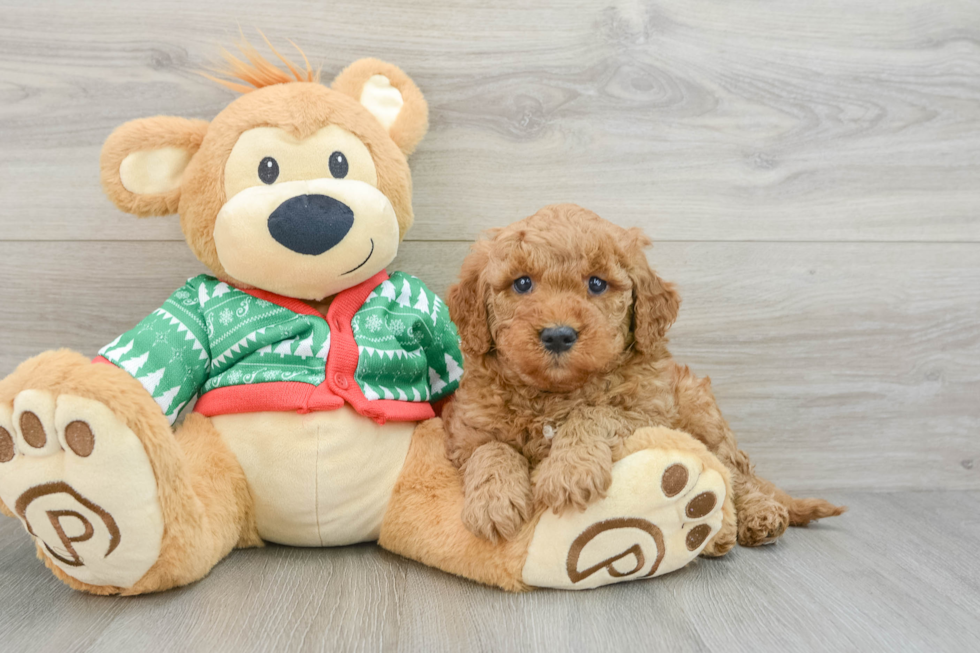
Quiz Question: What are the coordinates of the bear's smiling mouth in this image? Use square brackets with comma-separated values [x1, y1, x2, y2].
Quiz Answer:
[341, 238, 375, 276]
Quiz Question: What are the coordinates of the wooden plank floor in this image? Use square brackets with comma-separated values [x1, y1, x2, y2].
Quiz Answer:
[1, 491, 977, 653]
[1, 1, 978, 651]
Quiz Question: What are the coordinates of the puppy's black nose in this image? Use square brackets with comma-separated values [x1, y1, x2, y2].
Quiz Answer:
[540, 326, 578, 354]
[268, 194, 354, 256]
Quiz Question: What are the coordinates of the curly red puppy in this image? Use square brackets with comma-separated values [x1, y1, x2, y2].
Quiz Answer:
[444, 204, 844, 548]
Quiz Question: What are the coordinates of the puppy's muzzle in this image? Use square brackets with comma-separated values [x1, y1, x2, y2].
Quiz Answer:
[268, 194, 354, 256]
[540, 325, 578, 354]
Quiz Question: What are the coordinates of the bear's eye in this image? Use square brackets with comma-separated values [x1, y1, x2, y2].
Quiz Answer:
[329, 151, 348, 179]
[258, 157, 279, 184]
[588, 276, 608, 295]
[513, 276, 533, 294]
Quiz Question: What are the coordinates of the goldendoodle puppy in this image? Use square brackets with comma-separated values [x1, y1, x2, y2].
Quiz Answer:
[443, 203, 844, 550]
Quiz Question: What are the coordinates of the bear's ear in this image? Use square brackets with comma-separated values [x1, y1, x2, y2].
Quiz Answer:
[101, 116, 210, 217]
[331, 58, 429, 156]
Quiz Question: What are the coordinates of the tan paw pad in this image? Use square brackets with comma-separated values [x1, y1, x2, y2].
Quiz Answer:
[64, 421, 95, 458]
[0, 392, 163, 589]
[523, 448, 727, 590]
[685, 524, 712, 551]
[661, 463, 689, 497]
[685, 492, 717, 519]
[0, 427, 14, 463]
[12, 390, 61, 456]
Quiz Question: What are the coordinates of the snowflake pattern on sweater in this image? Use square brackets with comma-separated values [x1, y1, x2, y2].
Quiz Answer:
[99, 273, 462, 424]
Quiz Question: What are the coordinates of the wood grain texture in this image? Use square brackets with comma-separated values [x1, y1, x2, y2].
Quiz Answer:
[0, 0, 978, 242]
[0, 240, 976, 492]
[1, 2, 979, 651]
[1, 491, 978, 652]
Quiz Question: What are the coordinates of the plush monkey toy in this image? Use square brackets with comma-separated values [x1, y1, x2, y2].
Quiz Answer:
[0, 41, 730, 594]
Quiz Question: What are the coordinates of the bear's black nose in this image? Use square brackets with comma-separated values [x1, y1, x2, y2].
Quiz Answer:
[540, 326, 578, 354]
[268, 194, 354, 256]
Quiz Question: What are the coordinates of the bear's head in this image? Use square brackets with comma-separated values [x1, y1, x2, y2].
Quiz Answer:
[100, 41, 427, 301]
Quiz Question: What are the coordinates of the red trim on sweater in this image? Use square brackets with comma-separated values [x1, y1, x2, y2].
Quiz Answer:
[238, 272, 387, 319]
[194, 382, 344, 417]
[92, 356, 112, 366]
[193, 382, 435, 421]
[322, 271, 395, 423]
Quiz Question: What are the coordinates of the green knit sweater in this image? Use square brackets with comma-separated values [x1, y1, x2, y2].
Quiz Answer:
[97, 271, 463, 425]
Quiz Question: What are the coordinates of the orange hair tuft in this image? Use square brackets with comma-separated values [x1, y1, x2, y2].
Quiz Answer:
[201, 31, 320, 93]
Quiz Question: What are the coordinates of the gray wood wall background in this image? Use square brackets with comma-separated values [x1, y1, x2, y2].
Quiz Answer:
[0, 0, 977, 495]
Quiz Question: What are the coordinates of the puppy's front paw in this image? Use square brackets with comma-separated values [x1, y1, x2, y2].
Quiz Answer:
[534, 453, 612, 515]
[462, 483, 532, 543]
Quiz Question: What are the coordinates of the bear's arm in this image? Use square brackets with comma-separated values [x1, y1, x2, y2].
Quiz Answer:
[387, 272, 464, 403]
[95, 275, 214, 424]
[423, 292, 463, 402]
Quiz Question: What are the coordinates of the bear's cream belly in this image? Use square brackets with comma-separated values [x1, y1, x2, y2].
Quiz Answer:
[210, 405, 415, 547]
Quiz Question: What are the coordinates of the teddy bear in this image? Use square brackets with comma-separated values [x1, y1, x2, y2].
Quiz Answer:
[0, 39, 731, 594]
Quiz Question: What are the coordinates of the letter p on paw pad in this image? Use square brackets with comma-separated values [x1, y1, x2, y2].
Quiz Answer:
[0, 392, 164, 589]
[522, 448, 727, 590]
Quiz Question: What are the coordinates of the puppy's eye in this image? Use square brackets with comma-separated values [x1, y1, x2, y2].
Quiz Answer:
[588, 276, 608, 295]
[513, 276, 533, 294]
[258, 157, 279, 184]
[329, 151, 348, 179]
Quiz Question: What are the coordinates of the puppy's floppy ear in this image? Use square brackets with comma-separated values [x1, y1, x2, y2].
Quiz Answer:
[447, 242, 492, 357]
[101, 116, 209, 217]
[625, 228, 680, 354]
[332, 58, 429, 156]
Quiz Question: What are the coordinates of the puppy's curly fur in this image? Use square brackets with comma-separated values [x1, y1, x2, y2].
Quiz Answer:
[444, 204, 845, 548]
